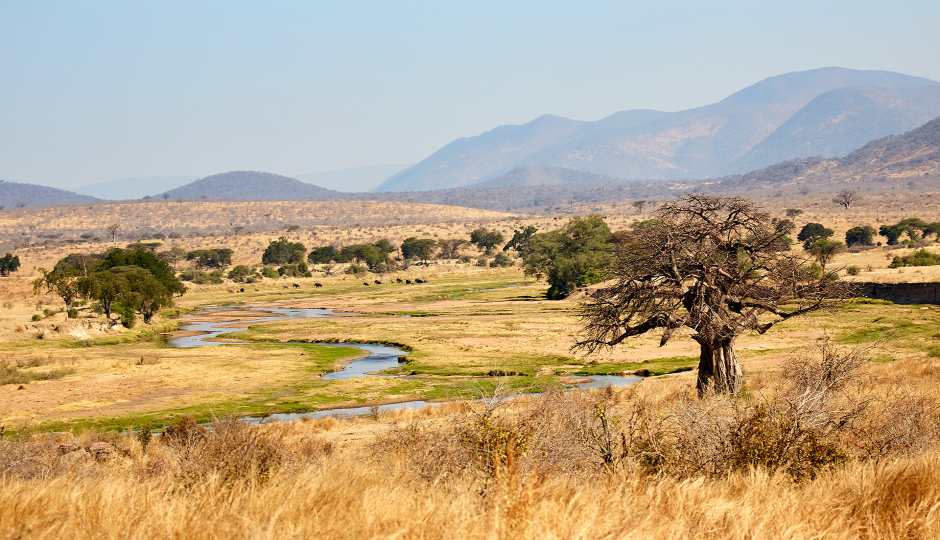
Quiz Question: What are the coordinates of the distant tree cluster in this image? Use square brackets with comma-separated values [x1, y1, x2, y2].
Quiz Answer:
[33, 248, 185, 325]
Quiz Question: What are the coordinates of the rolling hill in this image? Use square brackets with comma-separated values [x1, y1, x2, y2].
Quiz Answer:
[374, 68, 940, 192]
[158, 171, 343, 201]
[0, 180, 100, 209]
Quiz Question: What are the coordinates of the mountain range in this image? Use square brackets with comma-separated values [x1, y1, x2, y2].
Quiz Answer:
[374, 67, 940, 192]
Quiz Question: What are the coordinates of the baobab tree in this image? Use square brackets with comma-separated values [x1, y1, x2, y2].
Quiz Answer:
[832, 189, 858, 209]
[105, 223, 121, 242]
[574, 194, 855, 395]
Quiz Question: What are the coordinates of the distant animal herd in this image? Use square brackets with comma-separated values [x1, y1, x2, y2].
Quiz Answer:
[229, 278, 430, 293]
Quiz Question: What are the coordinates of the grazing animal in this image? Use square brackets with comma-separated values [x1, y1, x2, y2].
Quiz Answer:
[293, 283, 300, 288]
[363, 282, 370, 286]
[239, 288, 245, 293]
[415, 278, 426, 284]
[283, 285, 289, 289]
[314, 283, 323, 288]
[396, 278, 403, 283]
[374, 280, 382, 285]
[405, 280, 412, 284]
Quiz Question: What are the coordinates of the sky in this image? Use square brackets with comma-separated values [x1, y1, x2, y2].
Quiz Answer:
[2, 0, 940, 190]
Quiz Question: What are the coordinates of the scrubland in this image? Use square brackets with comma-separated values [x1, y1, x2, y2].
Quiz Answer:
[3, 339, 940, 539]
[3, 192, 940, 537]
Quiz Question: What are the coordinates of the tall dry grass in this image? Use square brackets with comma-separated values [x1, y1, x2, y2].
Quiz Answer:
[2, 341, 940, 539]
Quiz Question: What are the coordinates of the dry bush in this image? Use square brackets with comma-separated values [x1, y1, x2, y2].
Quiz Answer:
[379, 339, 940, 487]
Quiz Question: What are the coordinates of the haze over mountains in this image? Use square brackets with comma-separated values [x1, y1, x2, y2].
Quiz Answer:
[375, 68, 940, 192]
[5, 67, 940, 210]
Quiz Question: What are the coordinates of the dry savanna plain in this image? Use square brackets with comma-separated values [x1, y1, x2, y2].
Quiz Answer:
[4, 193, 940, 538]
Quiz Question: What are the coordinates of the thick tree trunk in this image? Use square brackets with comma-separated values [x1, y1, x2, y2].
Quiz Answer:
[695, 337, 742, 396]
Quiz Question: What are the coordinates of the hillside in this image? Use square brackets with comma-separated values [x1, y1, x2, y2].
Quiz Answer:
[729, 85, 940, 172]
[704, 115, 940, 193]
[375, 68, 940, 191]
[160, 171, 343, 201]
[374, 114, 587, 192]
[0, 180, 99, 209]
[472, 165, 626, 188]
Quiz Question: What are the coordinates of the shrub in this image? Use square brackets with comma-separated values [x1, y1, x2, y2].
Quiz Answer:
[345, 263, 367, 276]
[489, 253, 514, 267]
[889, 249, 940, 268]
[846, 265, 861, 276]
[30, 314, 41, 322]
[475, 257, 489, 267]
[227, 265, 257, 283]
[261, 267, 279, 279]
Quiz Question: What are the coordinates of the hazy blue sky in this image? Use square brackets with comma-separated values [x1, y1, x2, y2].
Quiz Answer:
[2, 0, 939, 189]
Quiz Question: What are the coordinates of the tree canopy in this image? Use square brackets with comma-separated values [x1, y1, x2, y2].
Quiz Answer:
[575, 195, 855, 395]
[186, 248, 233, 269]
[401, 237, 437, 264]
[797, 223, 834, 250]
[520, 214, 612, 300]
[0, 253, 20, 276]
[469, 228, 504, 254]
[262, 237, 306, 265]
[845, 226, 876, 247]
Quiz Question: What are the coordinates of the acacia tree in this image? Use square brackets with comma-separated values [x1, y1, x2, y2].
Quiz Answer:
[832, 189, 858, 209]
[574, 195, 855, 395]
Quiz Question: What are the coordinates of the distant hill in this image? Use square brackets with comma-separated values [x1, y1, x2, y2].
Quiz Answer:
[375, 68, 940, 192]
[472, 165, 627, 188]
[728, 85, 940, 173]
[373, 114, 588, 192]
[292, 164, 413, 192]
[0, 180, 99, 209]
[704, 115, 940, 193]
[75, 176, 199, 200]
[159, 171, 343, 201]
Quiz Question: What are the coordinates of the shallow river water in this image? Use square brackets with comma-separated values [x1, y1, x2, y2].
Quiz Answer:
[169, 305, 641, 422]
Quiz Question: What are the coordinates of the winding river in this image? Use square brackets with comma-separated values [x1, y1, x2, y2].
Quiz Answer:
[169, 305, 641, 421]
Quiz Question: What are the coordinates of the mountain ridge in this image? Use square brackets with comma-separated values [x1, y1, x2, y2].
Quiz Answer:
[374, 68, 940, 191]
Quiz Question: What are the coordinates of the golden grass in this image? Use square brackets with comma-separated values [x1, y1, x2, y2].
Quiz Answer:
[2, 346, 940, 539]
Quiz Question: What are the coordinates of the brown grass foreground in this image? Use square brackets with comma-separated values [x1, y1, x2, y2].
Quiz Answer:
[3, 339, 940, 539]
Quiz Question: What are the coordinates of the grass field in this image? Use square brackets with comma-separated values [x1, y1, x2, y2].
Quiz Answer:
[3, 193, 940, 538]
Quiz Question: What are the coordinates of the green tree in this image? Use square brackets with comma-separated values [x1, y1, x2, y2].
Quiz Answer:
[121, 267, 172, 324]
[470, 228, 505, 254]
[845, 226, 876, 247]
[262, 237, 306, 265]
[186, 248, 234, 269]
[307, 246, 338, 264]
[401, 237, 437, 264]
[77, 270, 127, 321]
[227, 265, 257, 282]
[157, 247, 187, 269]
[503, 226, 538, 252]
[879, 224, 912, 246]
[96, 248, 186, 297]
[797, 223, 834, 250]
[521, 214, 612, 300]
[32, 267, 81, 315]
[0, 254, 20, 276]
[807, 239, 846, 269]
